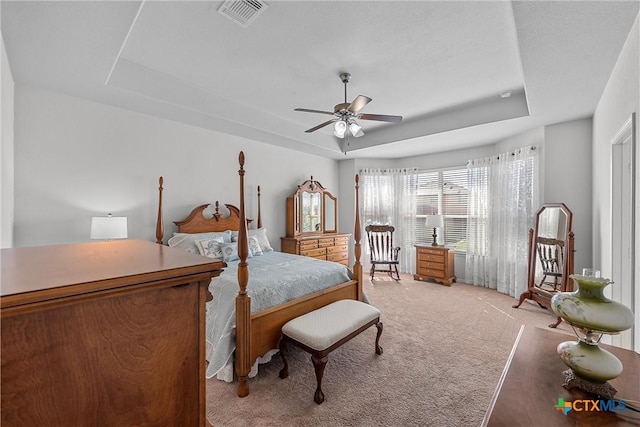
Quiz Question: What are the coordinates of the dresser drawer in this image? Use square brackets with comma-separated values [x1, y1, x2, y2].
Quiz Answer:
[326, 245, 348, 255]
[327, 252, 348, 263]
[334, 237, 350, 246]
[299, 240, 319, 250]
[318, 238, 335, 248]
[300, 247, 326, 258]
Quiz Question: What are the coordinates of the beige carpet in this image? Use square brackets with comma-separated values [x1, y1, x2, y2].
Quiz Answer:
[206, 274, 575, 426]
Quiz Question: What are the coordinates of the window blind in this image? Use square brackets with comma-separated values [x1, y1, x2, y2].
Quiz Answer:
[414, 167, 468, 250]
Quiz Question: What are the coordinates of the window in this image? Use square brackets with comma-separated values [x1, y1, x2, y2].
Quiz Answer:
[415, 167, 469, 251]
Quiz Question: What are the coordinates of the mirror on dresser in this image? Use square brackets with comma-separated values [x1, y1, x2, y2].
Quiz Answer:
[285, 176, 338, 237]
[512, 203, 575, 327]
[281, 177, 350, 265]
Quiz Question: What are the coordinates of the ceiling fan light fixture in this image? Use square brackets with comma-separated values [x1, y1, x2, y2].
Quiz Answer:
[334, 120, 347, 138]
[349, 121, 364, 138]
[295, 72, 402, 138]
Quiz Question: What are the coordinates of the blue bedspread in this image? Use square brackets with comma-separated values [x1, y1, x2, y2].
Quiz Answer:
[205, 251, 353, 379]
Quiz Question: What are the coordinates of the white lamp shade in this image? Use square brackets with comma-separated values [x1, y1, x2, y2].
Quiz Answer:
[91, 216, 128, 239]
[333, 120, 347, 138]
[349, 121, 364, 138]
[425, 215, 444, 228]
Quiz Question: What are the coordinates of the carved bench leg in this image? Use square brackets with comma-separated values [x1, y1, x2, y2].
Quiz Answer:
[312, 354, 328, 404]
[375, 321, 384, 355]
[278, 337, 289, 379]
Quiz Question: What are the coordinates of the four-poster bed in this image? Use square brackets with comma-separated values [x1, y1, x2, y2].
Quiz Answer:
[155, 151, 364, 397]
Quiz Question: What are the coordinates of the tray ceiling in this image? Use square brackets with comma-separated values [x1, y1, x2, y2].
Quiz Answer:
[2, 1, 638, 159]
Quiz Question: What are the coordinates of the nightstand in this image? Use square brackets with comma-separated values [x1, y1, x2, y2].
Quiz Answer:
[414, 244, 456, 286]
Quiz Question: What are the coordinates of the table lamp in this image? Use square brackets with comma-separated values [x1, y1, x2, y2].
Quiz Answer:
[551, 269, 634, 398]
[425, 215, 444, 246]
[90, 213, 128, 240]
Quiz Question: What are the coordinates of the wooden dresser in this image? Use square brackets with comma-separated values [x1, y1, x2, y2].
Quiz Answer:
[281, 233, 351, 266]
[482, 326, 640, 426]
[1, 240, 224, 427]
[414, 244, 456, 286]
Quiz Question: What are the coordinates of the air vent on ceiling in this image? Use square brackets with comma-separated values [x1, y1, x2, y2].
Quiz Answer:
[218, 0, 268, 28]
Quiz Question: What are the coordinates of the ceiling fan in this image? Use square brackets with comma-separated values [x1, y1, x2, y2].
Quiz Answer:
[294, 72, 403, 138]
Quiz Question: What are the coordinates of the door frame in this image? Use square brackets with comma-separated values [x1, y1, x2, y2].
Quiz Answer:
[609, 112, 636, 349]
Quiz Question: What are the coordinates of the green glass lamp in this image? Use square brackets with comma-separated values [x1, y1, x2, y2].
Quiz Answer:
[551, 269, 634, 398]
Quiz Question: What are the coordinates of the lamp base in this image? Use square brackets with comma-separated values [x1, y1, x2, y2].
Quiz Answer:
[431, 227, 438, 246]
[561, 369, 617, 399]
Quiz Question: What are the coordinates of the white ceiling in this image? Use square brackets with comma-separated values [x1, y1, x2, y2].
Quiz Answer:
[2, 1, 638, 160]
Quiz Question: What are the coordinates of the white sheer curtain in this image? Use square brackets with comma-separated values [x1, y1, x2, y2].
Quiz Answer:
[465, 146, 539, 297]
[360, 168, 418, 274]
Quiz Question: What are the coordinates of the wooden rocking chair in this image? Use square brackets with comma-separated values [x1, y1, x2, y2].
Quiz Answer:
[366, 225, 401, 281]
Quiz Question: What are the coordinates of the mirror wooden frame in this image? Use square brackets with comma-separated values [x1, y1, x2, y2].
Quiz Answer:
[323, 192, 338, 233]
[513, 203, 575, 328]
[286, 177, 338, 237]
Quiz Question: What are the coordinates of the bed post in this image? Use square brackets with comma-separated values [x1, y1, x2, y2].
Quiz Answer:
[236, 152, 251, 398]
[354, 174, 364, 300]
[257, 185, 262, 229]
[156, 176, 164, 244]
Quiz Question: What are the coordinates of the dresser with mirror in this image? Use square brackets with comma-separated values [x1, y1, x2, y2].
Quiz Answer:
[281, 177, 350, 266]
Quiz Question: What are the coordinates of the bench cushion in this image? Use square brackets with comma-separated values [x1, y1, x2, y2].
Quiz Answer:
[282, 300, 381, 351]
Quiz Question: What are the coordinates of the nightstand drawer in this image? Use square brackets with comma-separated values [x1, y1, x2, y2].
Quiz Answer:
[422, 268, 445, 279]
[417, 247, 445, 255]
[418, 253, 444, 263]
[418, 260, 444, 271]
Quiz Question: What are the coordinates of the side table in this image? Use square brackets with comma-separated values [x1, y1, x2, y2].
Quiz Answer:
[414, 244, 456, 286]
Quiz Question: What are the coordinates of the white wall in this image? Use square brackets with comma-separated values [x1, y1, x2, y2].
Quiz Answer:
[593, 12, 639, 351]
[543, 119, 593, 274]
[1, 31, 15, 249]
[13, 85, 340, 249]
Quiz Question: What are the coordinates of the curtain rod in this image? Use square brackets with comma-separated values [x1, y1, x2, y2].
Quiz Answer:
[498, 145, 537, 160]
[359, 167, 418, 174]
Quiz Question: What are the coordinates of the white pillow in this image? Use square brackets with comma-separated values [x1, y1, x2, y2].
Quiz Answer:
[168, 231, 232, 254]
[196, 237, 225, 260]
[248, 235, 263, 257]
[219, 242, 240, 262]
[248, 228, 274, 252]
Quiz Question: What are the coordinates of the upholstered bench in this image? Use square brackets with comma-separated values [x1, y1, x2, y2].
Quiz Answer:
[278, 299, 383, 404]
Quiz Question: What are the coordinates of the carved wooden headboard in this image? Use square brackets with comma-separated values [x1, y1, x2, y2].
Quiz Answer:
[174, 202, 243, 234]
[155, 175, 260, 244]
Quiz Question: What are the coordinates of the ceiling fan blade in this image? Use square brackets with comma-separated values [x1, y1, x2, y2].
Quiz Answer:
[347, 95, 372, 114]
[294, 108, 335, 115]
[358, 113, 403, 123]
[305, 119, 337, 133]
